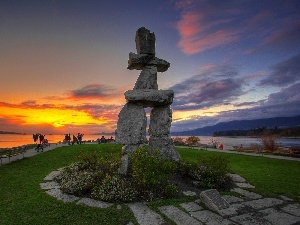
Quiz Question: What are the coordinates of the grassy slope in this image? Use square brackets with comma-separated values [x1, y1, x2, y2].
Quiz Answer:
[1, 144, 299, 224]
[0, 144, 135, 225]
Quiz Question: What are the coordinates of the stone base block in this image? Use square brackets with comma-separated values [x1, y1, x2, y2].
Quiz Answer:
[119, 155, 131, 175]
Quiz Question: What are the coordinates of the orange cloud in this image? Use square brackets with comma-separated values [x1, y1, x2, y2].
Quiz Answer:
[0, 100, 122, 134]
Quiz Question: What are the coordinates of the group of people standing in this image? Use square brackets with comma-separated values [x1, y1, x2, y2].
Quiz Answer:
[33, 133, 46, 144]
[64, 133, 84, 145]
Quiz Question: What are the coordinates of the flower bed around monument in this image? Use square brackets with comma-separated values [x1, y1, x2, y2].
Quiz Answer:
[54, 147, 231, 203]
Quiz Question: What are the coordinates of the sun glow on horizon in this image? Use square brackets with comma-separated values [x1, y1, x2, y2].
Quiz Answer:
[0, 105, 107, 129]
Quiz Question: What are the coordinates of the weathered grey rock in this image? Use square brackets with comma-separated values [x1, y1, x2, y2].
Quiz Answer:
[44, 170, 61, 181]
[227, 173, 246, 183]
[127, 53, 170, 72]
[149, 106, 172, 137]
[200, 189, 230, 212]
[125, 89, 174, 107]
[127, 52, 154, 70]
[281, 203, 300, 217]
[242, 198, 283, 210]
[150, 57, 170, 72]
[191, 210, 236, 225]
[231, 188, 262, 199]
[135, 27, 156, 55]
[260, 207, 300, 225]
[134, 66, 158, 89]
[45, 189, 79, 203]
[127, 202, 166, 225]
[40, 181, 60, 190]
[148, 136, 180, 162]
[180, 202, 203, 212]
[76, 198, 113, 208]
[159, 205, 203, 225]
[116, 103, 146, 145]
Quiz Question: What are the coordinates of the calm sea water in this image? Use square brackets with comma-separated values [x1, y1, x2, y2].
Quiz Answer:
[0, 134, 108, 148]
[0, 134, 299, 149]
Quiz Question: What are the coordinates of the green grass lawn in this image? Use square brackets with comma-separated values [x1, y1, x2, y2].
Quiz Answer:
[179, 148, 300, 198]
[0, 144, 299, 224]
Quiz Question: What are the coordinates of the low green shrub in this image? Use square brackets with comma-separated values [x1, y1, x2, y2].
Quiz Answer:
[130, 147, 177, 188]
[91, 175, 138, 202]
[164, 184, 179, 198]
[56, 152, 120, 196]
[181, 155, 230, 189]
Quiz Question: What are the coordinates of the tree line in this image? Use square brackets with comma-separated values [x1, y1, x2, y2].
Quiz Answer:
[213, 126, 300, 137]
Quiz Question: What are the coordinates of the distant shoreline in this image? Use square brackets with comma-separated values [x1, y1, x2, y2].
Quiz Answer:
[0, 132, 23, 135]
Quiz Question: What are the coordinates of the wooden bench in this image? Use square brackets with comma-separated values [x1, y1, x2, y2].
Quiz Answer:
[0, 146, 28, 165]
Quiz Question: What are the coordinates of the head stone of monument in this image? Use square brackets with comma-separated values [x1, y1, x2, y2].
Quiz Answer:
[135, 27, 156, 55]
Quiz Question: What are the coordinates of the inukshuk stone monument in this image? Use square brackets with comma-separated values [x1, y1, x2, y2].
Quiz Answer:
[116, 27, 180, 175]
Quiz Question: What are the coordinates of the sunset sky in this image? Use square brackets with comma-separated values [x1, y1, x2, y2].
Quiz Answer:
[1, 0, 300, 135]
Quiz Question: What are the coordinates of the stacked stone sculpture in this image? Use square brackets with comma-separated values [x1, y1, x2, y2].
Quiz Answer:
[116, 27, 180, 175]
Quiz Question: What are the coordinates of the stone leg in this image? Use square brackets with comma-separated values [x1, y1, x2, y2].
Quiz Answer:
[115, 103, 147, 145]
[148, 136, 180, 162]
[148, 106, 180, 162]
[116, 103, 147, 175]
[149, 105, 172, 136]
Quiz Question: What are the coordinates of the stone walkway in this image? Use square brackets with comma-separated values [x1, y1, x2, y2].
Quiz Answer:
[0, 142, 71, 165]
[41, 170, 300, 225]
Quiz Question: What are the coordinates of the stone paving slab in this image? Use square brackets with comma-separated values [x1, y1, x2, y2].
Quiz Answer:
[76, 197, 113, 208]
[217, 205, 239, 217]
[40, 181, 60, 190]
[223, 195, 244, 204]
[44, 170, 61, 181]
[231, 188, 262, 199]
[227, 174, 246, 183]
[45, 188, 79, 203]
[183, 191, 197, 196]
[159, 205, 202, 225]
[260, 208, 300, 225]
[235, 183, 255, 189]
[280, 203, 300, 217]
[180, 202, 203, 212]
[279, 195, 293, 201]
[242, 198, 283, 210]
[230, 212, 272, 225]
[127, 203, 166, 225]
[191, 210, 237, 225]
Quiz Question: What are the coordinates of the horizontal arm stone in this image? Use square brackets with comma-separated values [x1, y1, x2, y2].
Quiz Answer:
[125, 89, 174, 107]
[127, 53, 170, 72]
